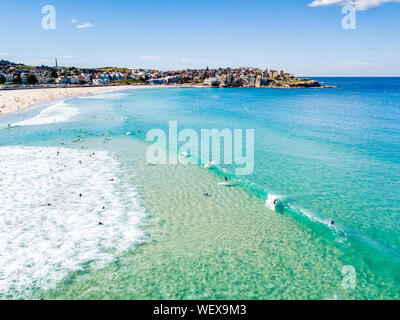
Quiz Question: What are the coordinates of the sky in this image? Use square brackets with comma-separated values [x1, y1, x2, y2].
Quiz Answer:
[0, 0, 399, 76]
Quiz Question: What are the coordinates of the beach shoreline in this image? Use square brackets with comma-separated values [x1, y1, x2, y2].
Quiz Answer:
[0, 85, 164, 116]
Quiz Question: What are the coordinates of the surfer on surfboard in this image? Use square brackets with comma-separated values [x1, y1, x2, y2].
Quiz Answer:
[220, 176, 231, 186]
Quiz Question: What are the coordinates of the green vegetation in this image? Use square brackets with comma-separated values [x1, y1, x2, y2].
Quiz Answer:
[0, 75, 5, 84]
[13, 74, 22, 84]
[27, 74, 38, 84]
[99, 67, 133, 73]
[18, 64, 36, 70]
[50, 69, 58, 78]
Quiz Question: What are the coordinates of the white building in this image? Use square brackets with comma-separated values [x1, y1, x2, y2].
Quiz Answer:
[203, 78, 219, 86]
[148, 78, 165, 85]
[93, 79, 110, 85]
[69, 77, 79, 84]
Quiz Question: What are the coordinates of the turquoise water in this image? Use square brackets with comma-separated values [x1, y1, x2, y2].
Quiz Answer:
[0, 78, 399, 299]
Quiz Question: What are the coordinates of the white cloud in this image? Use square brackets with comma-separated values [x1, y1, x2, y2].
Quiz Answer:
[0, 52, 10, 56]
[76, 22, 94, 29]
[71, 18, 78, 24]
[308, 0, 400, 10]
[61, 55, 75, 59]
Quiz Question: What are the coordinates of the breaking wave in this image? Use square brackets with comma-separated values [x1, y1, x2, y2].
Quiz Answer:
[11, 101, 80, 127]
[0, 146, 146, 298]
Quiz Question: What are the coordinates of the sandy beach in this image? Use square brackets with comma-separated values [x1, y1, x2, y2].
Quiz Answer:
[0, 85, 160, 116]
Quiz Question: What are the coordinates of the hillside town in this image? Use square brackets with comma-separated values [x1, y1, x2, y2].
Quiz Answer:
[0, 59, 325, 89]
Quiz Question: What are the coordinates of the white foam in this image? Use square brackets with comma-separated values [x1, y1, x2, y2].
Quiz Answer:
[78, 92, 128, 100]
[0, 146, 146, 298]
[11, 101, 81, 127]
[265, 194, 281, 211]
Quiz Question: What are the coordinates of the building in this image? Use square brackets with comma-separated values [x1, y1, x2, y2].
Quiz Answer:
[148, 78, 165, 85]
[203, 78, 219, 86]
[269, 70, 279, 79]
[56, 77, 68, 85]
[93, 78, 110, 85]
[5, 74, 13, 83]
[165, 76, 181, 84]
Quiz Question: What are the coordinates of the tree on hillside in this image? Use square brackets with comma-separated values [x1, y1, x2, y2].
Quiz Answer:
[50, 69, 58, 78]
[27, 74, 38, 84]
[13, 74, 22, 84]
[0, 75, 6, 84]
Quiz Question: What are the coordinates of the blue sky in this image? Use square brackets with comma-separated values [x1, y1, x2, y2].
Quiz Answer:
[1, 0, 399, 76]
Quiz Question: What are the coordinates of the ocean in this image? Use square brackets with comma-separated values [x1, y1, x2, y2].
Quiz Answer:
[0, 78, 399, 299]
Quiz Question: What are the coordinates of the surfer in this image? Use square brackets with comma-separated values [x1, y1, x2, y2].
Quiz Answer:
[329, 220, 335, 228]
[270, 198, 278, 210]
[224, 176, 230, 184]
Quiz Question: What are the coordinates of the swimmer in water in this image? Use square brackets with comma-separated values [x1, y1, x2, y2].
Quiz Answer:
[205, 161, 214, 168]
